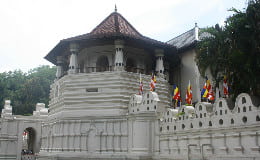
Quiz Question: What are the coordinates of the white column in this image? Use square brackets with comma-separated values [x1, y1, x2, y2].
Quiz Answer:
[114, 40, 124, 71]
[155, 49, 164, 77]
[56, 56, 64, 78]
[68, 43, 79, 74]
[195, 23, 199, 41]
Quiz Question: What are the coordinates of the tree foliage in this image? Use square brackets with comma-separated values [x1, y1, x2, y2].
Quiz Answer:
[0, 65, 56, 115]
[196, 0, 260, 97]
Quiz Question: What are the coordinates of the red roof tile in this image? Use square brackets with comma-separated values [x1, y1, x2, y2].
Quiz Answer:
[45, 11, 176, 64]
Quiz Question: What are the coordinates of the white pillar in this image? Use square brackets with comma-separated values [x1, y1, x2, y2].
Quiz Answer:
[68, 43, 79, 74]
[155, 49, 164, 77]
[195, 23, 199, 41]
[114, 40, 124, 71]
[56, 56, 64, 78]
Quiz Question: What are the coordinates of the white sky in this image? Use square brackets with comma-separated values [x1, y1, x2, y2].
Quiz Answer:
[0, 0, 247, 73]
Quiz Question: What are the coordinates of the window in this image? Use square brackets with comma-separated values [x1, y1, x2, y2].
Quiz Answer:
[160, 127, 162, 132]
[256, 115, 260, 121]
[204, 113, 206, 117]
[199, 122, 202, 127]
[96, 55, 109, 72]
[167, 111, 169, 115]
[249, 106, 252, 111]
[182, 124, 185, 129]
[199, 105, 202, 111]
[225, 110, 227, 114]
[167, 126, 169, 130]
[190, 123, 193, 128]
[174, 126, 176, 130]
[243, 107, 246, 112]
[219, 119, 223, 125]
[242, 116, 247, 123]
[147, 107, 149, 110]
[209, 121, 212, 126]
[238, 107, 240, 113]
[231, 118, 234, 124]
[200, 113, 202, 118]
[220, 110, 222, 115]
[242, 97, 246, 104]
[219, 101, 222, 107]
[154, 105, 156, 109]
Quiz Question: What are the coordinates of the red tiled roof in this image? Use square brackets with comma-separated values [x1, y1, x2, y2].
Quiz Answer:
[45, 11, 176, 64]
[63, 11, 143, 41]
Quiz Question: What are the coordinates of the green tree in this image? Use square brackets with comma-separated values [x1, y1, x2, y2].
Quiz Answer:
[0, 65, 56, 115]
[196, 0, 260, 97]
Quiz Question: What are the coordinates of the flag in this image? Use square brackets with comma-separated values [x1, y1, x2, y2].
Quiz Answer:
[173, 84, 181, 100]
[201, 76, 208, 98]
[185, 81, 192, 105]
[223, 75, 229, 96]
[207, 85, 215, 101]
[138, 73, 143, 95]
[201, 82, 208, 98]
[173, 84, 182, 107]
[201, 76, 213, 100]
[150, 73, 156, 91]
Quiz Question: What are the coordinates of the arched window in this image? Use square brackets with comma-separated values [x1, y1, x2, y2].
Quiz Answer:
[126, 58, 137, 73]
[219, 119, 223, 125]
[242, 116, 247, 123]
[199, 121, 202, 127]
[256, 115, 260, 121]
[242, 97, 246, 104]
[231, 118, 234, 124]
[243, 106, 246, 112]
[96, 55, 109, 72]
[219, 101, 222, 107]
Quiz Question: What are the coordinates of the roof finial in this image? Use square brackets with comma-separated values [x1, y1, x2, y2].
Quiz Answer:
[115, 4, 117, 12]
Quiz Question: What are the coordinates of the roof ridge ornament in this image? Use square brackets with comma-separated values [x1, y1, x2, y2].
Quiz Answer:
[115, 4, 117, 12]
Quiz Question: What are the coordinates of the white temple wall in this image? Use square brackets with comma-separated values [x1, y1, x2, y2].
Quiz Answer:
[158, 93, 260, 160]
[180, 49, 204, 104]
[40, 118, 129, 154]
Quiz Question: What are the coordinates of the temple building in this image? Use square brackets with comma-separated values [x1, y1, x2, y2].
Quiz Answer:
[0, 8, 260, 160]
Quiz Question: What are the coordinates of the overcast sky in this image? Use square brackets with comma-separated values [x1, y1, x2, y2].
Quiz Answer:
[0, 0, 247, 73]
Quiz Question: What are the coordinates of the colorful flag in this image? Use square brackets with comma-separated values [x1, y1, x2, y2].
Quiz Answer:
[139, 73, 143, 95]
[207, 85, 215, 101]
[150, 73, 156, 91]
[201, 77, 213, 101]
[173, 84, 182, 107]
[201, 82, 208, 98]
[185, 81, 192, 105]
[223, 75, 229, 96]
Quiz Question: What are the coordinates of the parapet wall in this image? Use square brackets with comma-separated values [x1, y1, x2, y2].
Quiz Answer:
[158, 93, 260, 160]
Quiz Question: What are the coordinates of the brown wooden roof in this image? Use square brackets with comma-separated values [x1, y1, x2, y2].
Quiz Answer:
[45, 11, 176, 64]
